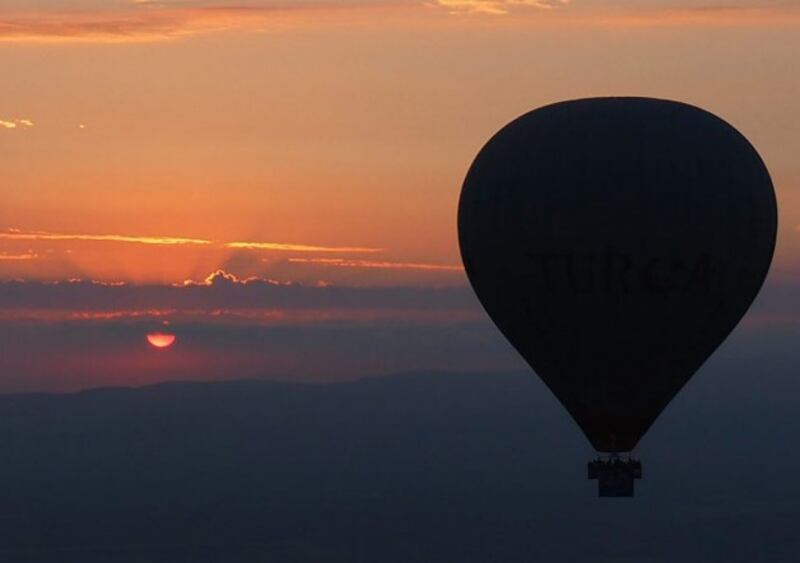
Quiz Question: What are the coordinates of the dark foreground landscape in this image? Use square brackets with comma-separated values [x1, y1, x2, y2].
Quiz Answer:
[0, 357, 798, 562]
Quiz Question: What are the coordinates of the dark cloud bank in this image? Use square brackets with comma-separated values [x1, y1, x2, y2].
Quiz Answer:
[0, 273, 476, 313]
[0, 273, 524, 392]
[0, 274, 797, 392]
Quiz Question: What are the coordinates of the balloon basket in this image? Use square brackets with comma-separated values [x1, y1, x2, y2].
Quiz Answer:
[587, 455, 642, 497]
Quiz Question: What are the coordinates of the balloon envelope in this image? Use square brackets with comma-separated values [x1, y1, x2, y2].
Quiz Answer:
[458, 98, 777, 453]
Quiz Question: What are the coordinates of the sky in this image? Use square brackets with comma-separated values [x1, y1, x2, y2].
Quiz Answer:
[1, 0, 799, 392]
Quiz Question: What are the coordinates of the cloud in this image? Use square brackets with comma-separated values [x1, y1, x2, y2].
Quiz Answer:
[0, 268, 508, 392]
[0, 267, 794, 393]
[434, 1, 800, 24]
[0, 229, 212, 246]
[0, 6, 269, 43]
[227, 241, 383, 253]
[1, 228, 375, 253]
[0, 0, 796, 42]
[435, 0, 568, 15]
[182, 269, 264, 286]
[0, 118, 34, 129]
[288, 257, 464, 271]
[0, 1, 402, 43]
[0, 252, 39, 261]
[0, 270, 479, 317]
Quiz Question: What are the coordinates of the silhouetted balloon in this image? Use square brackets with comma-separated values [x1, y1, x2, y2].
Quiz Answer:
[458, 98, 777, 454]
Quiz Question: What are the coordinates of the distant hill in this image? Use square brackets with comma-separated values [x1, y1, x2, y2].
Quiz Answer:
[0, 364, 797, 562]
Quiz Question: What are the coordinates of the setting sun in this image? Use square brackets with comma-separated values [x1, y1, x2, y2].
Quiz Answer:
[146, 333, 176, 349]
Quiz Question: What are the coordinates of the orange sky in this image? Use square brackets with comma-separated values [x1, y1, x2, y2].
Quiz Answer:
[1, 0, 799, 285]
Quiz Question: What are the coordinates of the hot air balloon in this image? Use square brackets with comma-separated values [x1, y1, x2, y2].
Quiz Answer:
[458, 98, 777, 497]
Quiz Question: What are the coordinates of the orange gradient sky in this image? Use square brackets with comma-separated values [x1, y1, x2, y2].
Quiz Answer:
[0, 0, 799, 393]
[1, 0, 799, 285]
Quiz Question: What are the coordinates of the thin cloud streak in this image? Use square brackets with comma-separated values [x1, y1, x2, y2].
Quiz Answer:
[0, 252, 39, 261]
[1, 229, 375, 253]
[0, 308, 177, 322]
[0, 229, 212, 246]
[228, 242, 383, 253]
[288, 257, 464, 271]
[0, 3, 402, 43]
[0, 7, 263, 43]
[435, 0, 568, 15]
[0, 306, 482, 326]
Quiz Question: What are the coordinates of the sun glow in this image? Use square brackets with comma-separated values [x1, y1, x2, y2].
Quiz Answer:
[147, 332, 177, 349]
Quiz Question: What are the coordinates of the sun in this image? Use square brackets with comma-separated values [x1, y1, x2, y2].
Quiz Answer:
[147, 332, 176, 349]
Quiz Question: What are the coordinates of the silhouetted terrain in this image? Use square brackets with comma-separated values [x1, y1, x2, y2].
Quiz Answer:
[0, 359, 798, 562]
